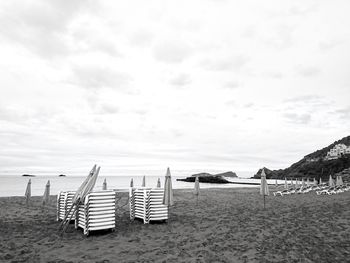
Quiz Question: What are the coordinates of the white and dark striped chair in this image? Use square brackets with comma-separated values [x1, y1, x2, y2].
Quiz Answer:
[57, 191, 76, 221]
[129, 188, 168, 224]
[75, 190, 117, 236]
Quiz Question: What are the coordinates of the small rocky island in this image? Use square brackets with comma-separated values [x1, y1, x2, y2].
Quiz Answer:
[177, 171, 237, 184]
[58, 174, 66, 177]
[22, 174, 36, 177]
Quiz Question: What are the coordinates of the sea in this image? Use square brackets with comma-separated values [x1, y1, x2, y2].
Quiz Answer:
[0, 172, 287, 197]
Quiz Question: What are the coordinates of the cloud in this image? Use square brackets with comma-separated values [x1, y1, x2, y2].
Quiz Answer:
[265, 71, 283, 79]
[283, 113, 311, 124]
[296, 66, 321, 77]
[319, 39, 341, 51]
[244, 103, 254, 108]
[201, 55, 249, 71]
[0, 0, 94, 58]
[153, 41, 193, 63]
[70, 65, 131, 90]
[224, 81, 240, 89]
[128, 29, 154, 47]
[169, 74, 191, 87]
[264, 25, 295, 49]
[97, 104, 119, 114]
[284, 95, 321, 103]
[334, 107, 350, 120]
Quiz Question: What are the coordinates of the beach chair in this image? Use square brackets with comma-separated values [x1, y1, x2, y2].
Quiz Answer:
[57, 191, 76, 221]
[130, 187, 168, 224]
[75, 190, 117, 236]
[273, 189, 289, 196]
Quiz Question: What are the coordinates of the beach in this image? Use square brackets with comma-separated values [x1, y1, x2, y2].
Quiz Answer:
[0, 188, 349, 263]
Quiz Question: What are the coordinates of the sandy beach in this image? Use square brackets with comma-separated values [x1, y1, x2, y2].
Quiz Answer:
[1, 188, 349, 263]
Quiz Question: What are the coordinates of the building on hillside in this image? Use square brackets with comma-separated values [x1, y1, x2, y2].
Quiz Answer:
[325, 143, 350, 160]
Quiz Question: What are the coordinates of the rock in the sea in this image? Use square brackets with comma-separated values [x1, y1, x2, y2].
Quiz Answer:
[177, 175, 231, 184]
[58, 174, 66, 177]
[22, 174, 36, 177]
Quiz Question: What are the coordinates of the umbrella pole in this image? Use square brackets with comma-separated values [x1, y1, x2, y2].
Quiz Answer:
[263, 195, 266, 209]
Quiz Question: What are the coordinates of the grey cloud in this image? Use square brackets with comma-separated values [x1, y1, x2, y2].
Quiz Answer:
[265, 71, 283, 79]
[97, 104, 119, 114]
[202, 55, 249, 71]
[284, 95, 321, 103]
[0, 0, 94, 58]
[296, 66, 321, 77]
[335, 107, 350, 120]
[288, 4, 317, 16]
[129, 30, 154, 47]
[153, 41, 193, 63]
[225, 100, 236, 106]
[224, 81, 240, 89]
[244, 103, 254, 108]
[133, 109, 148, 116]
[241, 25, 256, 38]
[284, 95, 330, 111]
[264, 25, 294, 49]
[169, 74, 191, 87]
[283, 113, 311, 124]
[91, 40, 123, 57]
[71, 66, 131, 90]
[319, 40, 341, 50]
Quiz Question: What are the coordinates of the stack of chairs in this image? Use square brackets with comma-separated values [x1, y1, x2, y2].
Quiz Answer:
[130, 188, 168, 224]
[75, 190, 117, 236]
[56, 191, 76, 221]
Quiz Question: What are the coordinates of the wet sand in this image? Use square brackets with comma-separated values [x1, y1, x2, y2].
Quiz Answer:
[0, 188, 349, 262]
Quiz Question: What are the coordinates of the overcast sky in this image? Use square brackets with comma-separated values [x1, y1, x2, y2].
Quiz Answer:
[0, 0, 349, 176]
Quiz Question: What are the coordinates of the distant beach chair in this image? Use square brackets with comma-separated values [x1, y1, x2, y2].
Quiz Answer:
[75, 190, 117, 236]
[130, 187, 168, 224]
[57, 191, 76, 221]
[273, 189, 289, 196]
[316, 187, 336, 195]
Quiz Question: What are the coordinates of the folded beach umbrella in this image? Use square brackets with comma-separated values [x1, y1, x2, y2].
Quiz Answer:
[42, 180, 50, 205]
[313, 178, 317, 185]
[25, 179, 31, 204]
[72, 165, 96, 204]
[307, 178, 310, 186]
[320, 177, 322, 185]
[339, 176, 343, 186]
[163, 167, 174, 207]
[142, 175, 146, 187]
[284, 178, 288, 189]
[157, 178, 161, 188]
[329, 174, 334, 187]
[275, 179, 278, 187]
[130, 178, 134, 187]
[302, 178, 306, 188]
[103, 178, 107, 190]
[291, 178, 294, 187]
[260, 168, 269, 209]
[194, 176, 200, 196]
[336, 176, 340, 186]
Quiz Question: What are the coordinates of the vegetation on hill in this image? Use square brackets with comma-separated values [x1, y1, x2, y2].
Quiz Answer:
[254, 135, 350, 180]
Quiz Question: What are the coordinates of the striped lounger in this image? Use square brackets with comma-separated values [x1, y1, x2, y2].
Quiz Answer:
[57, 191, 76, 221]
[130, 188, 168, 224]
[75, 190, 117, 236]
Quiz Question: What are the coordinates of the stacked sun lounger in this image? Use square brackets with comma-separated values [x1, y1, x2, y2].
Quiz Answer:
[130, 188, 168, 224]
[75, 190, 117, 236]
[57, 191, 76, 221]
